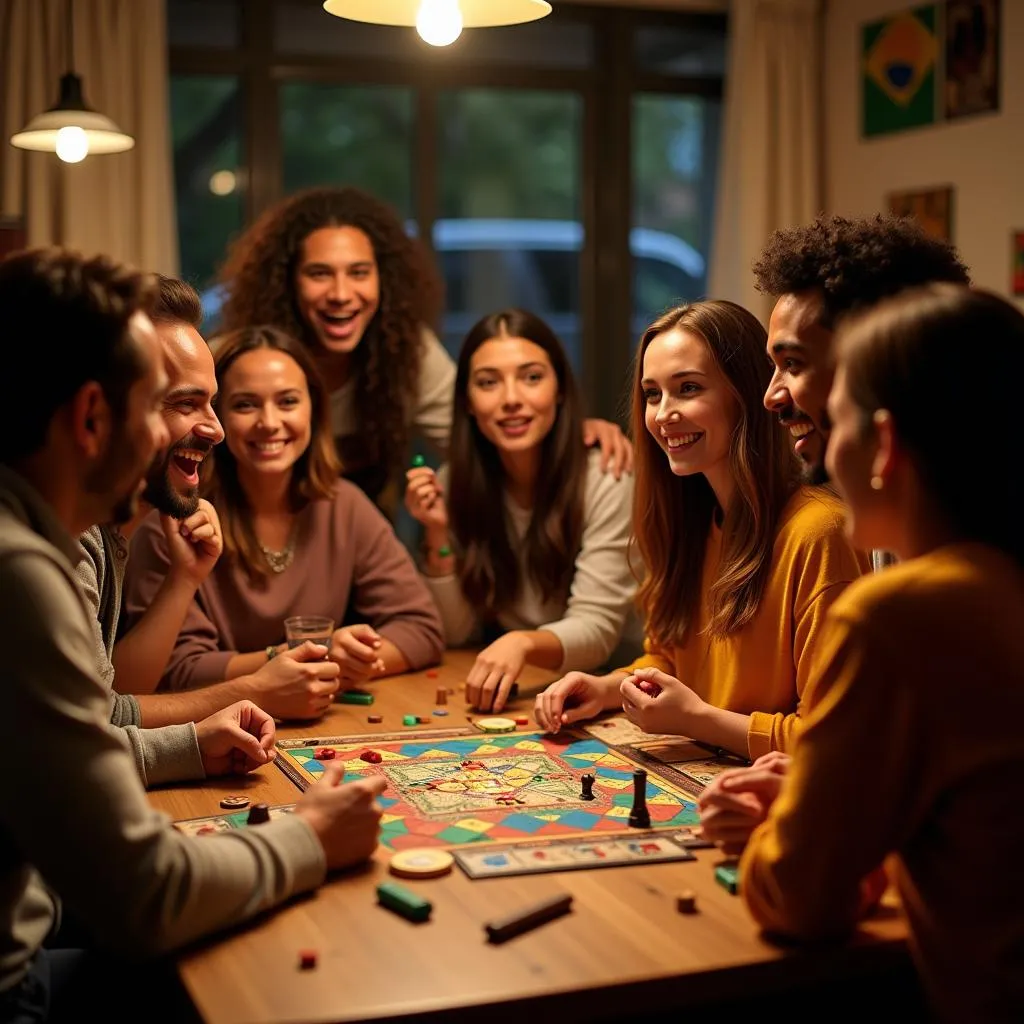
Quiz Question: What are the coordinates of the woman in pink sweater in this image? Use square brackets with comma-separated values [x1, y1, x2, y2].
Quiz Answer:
[123, 326, 444, 698]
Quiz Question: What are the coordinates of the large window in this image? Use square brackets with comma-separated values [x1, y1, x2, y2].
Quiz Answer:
[168, 0, 725, 417]
[437, 88, 582, 363]
[170, 75, 243, 294]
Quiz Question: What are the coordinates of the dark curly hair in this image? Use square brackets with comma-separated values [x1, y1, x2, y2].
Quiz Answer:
[216, 186, 443, 497]
[753, 214, 970, 327]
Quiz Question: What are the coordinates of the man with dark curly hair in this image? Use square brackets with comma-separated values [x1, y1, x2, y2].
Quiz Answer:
[755, 214, 970, 485]
[216, 186, 631, 510]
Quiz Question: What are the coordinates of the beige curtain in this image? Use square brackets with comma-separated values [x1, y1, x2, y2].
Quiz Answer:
[708, 0, 823, 322]
[0, 0, 177, 273]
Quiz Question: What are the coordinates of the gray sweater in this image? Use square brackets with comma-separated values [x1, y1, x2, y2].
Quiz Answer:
[0, 467, 325, 995]
[75, 525, 205, 785]
[425, 450, 643, 671]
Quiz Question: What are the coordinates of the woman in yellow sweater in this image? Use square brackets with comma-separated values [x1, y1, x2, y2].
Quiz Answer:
[535, 300, 870, 759]
[709, 285, 1024, 1022]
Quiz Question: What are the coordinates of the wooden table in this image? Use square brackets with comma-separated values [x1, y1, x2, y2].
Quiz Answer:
[148, 652, 915, 1024]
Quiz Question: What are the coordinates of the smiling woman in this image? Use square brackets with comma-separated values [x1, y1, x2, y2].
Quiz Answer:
[404, 309, 641, 714]
[122, 325, 445, 696]
[534, 300, 871, 760]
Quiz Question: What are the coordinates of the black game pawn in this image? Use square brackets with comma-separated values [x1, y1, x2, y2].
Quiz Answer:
[628, 768, 651, 829]
[247, 802, 271, 826]
[580, 772, 596, 801]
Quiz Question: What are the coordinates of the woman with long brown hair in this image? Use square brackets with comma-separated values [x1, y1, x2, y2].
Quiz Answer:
[217, 186, 631, 510]
[405, 309, 640, 713]
[124, 326, 444, 704]
[535, 300, 870, 759]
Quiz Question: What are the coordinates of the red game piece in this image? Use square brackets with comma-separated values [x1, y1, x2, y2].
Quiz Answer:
[360, 749, 383, 764]
[416, 716, 431, 724]
[314, 747, 336, 760]
[636, 678, 661, 697]
[514, 716, 529, 726]
[368, 714, 383, 724]
[426, 670, 439, 678]
[298, 949, 317, 969]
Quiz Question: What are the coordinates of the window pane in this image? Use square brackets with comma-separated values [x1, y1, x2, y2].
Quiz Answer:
[634, 23, 727, 77]
[170, 76, 244, 316]
[632, 94, 720, 341]
[279, 83, 414, 219]
[437, 90, 582, 365]
[275, 2, 410, 58]
[167, 0, 240, 49]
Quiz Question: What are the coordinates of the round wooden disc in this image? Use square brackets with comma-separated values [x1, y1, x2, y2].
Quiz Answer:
[389, 848, 455, 879]
[474, 716, 517, 733]
[219, 795, 250, 810]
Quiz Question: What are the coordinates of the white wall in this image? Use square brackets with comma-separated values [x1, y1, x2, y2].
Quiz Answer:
[824, 0, 1024, 303]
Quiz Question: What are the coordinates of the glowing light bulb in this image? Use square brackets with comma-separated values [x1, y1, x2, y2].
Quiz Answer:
[55, 125, 89, 163]
[416, 0, 463, 47]
[209, 169, 237, 196]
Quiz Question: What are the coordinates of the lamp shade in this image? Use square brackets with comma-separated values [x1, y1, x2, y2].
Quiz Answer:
[322, 0, 552, 28]
[10, 73, 134, 155]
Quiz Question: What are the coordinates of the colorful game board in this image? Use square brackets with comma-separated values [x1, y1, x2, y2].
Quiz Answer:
[274, 728, 701, 852]
[173, 803, 297, 837]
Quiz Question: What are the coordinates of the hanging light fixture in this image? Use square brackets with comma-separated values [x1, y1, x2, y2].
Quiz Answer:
[10, 0, 134, 162]
[322, 1, 553, 48]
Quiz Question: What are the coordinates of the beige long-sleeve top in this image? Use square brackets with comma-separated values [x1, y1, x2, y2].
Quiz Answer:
[0, 466, 326, 996]
[425, 450, 643, 671]
[328, 326, 455, 456]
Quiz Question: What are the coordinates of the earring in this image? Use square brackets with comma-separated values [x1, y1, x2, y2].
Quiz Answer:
[870, 475, 884, 491]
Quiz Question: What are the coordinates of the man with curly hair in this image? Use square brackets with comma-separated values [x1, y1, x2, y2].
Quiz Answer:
[216, 186, 631, 510]
[755, 214, 970, 486]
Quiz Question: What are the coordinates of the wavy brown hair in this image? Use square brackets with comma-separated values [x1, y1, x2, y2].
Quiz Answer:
[448, 309, 586, 617]
[632, 301, 799, 644]
[217, 186, 443, 495]
[205, 325, 341, 584]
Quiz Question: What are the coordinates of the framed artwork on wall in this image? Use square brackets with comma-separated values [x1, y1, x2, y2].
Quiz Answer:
[945, 0, 1001, 119]
[888, 185, 955, 242]
[1012, 231, 1024, 297]
[862, 5, 939, 138]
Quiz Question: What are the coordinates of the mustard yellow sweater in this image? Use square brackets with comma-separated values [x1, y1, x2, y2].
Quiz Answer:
[624, 487, 869, 758]
[740, 543, 1024, 1023]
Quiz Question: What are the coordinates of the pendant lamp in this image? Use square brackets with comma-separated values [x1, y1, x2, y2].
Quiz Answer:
[10, 0, 135, 162]
[322, 0, 553, 47]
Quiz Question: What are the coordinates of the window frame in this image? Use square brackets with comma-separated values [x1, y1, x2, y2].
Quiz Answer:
[169, 0, 726, 420]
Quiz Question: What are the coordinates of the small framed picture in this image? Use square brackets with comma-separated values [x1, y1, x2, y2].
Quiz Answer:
[888, 186, 955, 242]
[945, 0, 1001, 120]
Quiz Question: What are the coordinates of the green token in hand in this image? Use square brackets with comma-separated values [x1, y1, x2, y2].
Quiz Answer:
[411, 454, 426, 468]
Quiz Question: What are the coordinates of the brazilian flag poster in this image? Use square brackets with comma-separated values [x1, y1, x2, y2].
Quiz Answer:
[862, 6, 940, 137]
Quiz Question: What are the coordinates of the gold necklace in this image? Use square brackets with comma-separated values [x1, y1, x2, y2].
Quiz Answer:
[259, 525, 296, 573]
